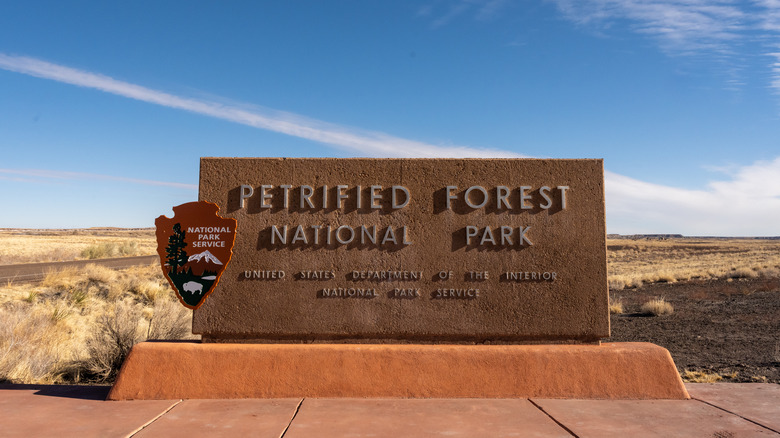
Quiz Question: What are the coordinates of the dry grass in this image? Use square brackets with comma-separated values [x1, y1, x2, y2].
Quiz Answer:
[608, 238, 780, 290]
[0, 263, 196, 384]
[609, 298, 624, 314]
[682, 370, 738, 383]
[0, 228, 155, 265]
[640, 298, 674, 316]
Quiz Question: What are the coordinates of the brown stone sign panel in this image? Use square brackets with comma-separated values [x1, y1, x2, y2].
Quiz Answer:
[194, 158, 608, 343]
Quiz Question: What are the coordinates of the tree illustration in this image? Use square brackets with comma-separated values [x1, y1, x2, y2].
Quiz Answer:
[166, 223, 188, 274]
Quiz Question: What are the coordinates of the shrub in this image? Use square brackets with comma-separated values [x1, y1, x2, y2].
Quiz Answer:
[609, 299, 624, 314]
[641, 298, 674, 316]
[682, 370, 737, 383]
[654, 270, 677, 283]
[117, 241, 139, 256]
[146, 300, 192, 340]
[50, 305, 71, 323]
[608, 278, 627, 291]
[70, 288, 89, 306]
[729, 267, 759, 279]
[84, 264, 118, 283]
[81, 241, 140, 259]
[23, 290, 39, 303]
[131, 279, 169, 304]
[80, 300, 143, 383]
[759, 267, 780, 278]
[0, 306, 69, 384]
[41, 267, 80, 290]
[77, 298, 193, 383]
[81, 242, 116, 259]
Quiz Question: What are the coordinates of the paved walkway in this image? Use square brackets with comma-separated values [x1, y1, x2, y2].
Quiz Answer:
[0, 255, 158, 284]
[0, 383, 777, 437]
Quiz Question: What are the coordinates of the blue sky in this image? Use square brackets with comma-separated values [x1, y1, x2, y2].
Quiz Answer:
[1, 1, 779, 235]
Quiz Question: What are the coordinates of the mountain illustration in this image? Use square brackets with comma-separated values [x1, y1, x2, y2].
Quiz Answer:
[187, 250, 223, 265]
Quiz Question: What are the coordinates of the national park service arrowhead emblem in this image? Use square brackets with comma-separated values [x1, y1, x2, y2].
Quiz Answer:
[155, 201, 237, 309]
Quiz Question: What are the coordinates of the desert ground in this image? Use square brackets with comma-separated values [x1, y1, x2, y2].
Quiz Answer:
[0, 230, 778, 384]
[607, 236, 780, 383]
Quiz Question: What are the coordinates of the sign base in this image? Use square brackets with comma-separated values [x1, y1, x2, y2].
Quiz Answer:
[107, 342, 689, 400]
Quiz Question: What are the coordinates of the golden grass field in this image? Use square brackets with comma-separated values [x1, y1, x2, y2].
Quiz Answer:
[608, 237, 780, 290]
[0, 230, 778, 384]
[0, 228, 156, 265]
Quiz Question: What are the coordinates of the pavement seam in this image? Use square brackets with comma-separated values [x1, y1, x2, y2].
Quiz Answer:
[125, 399, 183, 438]
[692, 397, 780, 435]
[278, 397, 305, 438]
[528, 399, 579, 437]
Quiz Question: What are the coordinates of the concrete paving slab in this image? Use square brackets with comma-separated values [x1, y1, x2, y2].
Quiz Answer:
[134, 398, 302, 438]
[0, 384, 178, 438]
[533, 398, 777, 437]
[686, 383, 780, 433]
[283, 398, 570, 438]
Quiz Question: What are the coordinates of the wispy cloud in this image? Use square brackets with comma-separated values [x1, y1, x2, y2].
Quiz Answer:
[769, 49, 780, 94]
[0, 53, 514, 159]
[0, 168, 197, 190]
[548, 0, 746, 54]
[757, 1, 780, 96]
[419, 0, 510, 28]
[547, 0, 780, 106]
[756, 0, 780, 32]
[1, 54, 778, 235]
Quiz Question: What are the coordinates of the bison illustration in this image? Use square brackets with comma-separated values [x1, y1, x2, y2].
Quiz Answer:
[182, 281, 203, 294]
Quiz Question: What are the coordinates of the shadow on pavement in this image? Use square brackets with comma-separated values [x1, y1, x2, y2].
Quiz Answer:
[0, 384, 110, 400]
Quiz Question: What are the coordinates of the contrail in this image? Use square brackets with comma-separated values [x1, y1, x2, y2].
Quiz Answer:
[0, 168, 197, 190]
[0, 53, 519, 159]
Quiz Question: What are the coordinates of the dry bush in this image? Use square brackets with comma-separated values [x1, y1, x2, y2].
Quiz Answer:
[654, 270, 678, 283]
[124, 266, 170, 304]
[80, 241, 140, 259]
[117, 240, 140, 256]
[759, 267, 780, 278]
[80, 242, 115, 259]
[79, 300, 143, 382]
[640, 298, 674, 316]
[83, 263, 119, 284]
[146, 300, 192, 340]
[133, 280, 169, 304]
[78, 299, 193, 383]
[0, 305, 72, 383]
[1, 263, 194, 384]
[728, 267, 759, 279]
[40, 267, 81, 290]
[609, 298, 624, 314]
[682, 370, 738, 383]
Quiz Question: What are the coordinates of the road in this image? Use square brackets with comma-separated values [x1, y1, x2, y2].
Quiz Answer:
[0, 255, 159, 284]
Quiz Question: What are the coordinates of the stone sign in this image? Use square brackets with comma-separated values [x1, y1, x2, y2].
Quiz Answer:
[194, 158, 608, 343]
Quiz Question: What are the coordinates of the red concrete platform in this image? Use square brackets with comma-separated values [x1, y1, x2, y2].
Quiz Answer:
[0, 384, 777, 437]
[108, 341, 688, 400]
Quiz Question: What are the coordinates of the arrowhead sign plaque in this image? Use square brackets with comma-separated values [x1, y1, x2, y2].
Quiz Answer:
[155, 201, 237, 309]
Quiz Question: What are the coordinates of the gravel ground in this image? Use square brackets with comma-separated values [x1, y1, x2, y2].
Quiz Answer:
[608, 277, 780, 383]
